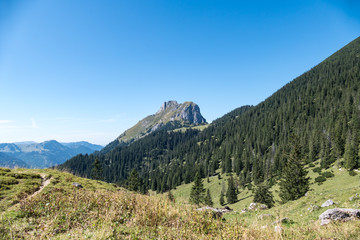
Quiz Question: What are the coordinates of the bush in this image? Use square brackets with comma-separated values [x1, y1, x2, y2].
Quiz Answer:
[349, 170, 358, 176]
[312, 167, 322, 173]
[314, 176, 326, 183]
[5, 173, 41, 179]
[321, 171, 334, 178]
[308, 163, 315, 168]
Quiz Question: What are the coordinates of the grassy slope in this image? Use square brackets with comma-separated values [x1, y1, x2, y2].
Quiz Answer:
[0, 166, 359, 239]
[171, 161, 360, 230]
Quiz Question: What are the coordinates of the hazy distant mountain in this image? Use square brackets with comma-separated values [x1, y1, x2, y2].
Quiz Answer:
[0, 152, 28, 168]
[0, 140, 103, 169]
[101, 100, 207, 153]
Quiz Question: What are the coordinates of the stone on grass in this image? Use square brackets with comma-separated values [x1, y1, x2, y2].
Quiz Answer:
[321, 199, 334, 208]
[349, 194, 360, 201]
[72, 182, 83, 188]
[319, 208, 360, 225]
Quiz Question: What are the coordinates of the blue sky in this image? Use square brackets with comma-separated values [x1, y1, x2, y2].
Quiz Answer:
[0, 0, 359, 145]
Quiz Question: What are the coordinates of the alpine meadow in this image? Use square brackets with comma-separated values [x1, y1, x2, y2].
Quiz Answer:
[1, 1, 360, 239]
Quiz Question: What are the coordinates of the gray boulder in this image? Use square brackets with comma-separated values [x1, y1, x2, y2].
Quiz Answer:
[319, 208, 360, 225]
[321, 199, 334, 207]
[349, 194, 360, 201]
[72, 182, 83, 188]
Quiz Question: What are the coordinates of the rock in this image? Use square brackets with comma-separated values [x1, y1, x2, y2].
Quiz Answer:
[321, 199, 334, 208]
[319, 208, 360, 225]
[196, 206, 233, 218]
[259, 204, 268, 210]
[258, 214, 273, 220]
[248, 203, 257, 210]
[308, 205, 320, 212]
[305, 192, 309, 196]
[349, 194, 360, 201]
[241, 208, 247, 213]
[72, 182, 83, 188]
[274, 226, 282, 233]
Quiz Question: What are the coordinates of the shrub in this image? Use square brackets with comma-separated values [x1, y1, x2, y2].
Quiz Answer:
[349, 170, 358, 176]
[312, 167, 322, 173]
[321, 171, 334, 178]
[314, 176, 326, 184]
[308, 163, 315, 168]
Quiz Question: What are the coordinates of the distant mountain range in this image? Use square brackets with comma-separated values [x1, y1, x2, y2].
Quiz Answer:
[0, 141, 102, 169]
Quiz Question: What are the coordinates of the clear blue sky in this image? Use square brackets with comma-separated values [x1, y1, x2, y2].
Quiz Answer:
[0, 0, 359, 145]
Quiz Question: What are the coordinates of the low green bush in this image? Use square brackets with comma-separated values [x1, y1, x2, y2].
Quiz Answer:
[312, 167, 322, 173]
[314, 176, 326, 183]
[321, 171, 334, 178]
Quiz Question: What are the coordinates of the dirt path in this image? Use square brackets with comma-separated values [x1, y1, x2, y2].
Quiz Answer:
[27, 174, 52, 200]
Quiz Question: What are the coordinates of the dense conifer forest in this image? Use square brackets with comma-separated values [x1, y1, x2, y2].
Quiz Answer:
[58, 37, 360, 193]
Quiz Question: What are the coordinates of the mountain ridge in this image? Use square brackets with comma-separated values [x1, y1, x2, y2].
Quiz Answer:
[100, 100, 206, 154]
[0, 141, 102, 169]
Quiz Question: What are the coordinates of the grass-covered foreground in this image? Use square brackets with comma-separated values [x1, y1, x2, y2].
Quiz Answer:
[0, 166, 359, 239]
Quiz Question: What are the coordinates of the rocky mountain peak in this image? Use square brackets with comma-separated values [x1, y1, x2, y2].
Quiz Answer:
[157, 100, 179, 114]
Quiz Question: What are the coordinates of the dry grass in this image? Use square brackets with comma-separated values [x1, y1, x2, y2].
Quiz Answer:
[0, 168, 359, 239]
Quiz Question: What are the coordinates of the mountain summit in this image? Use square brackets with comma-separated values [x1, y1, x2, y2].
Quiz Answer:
[101, 101, 207, 153]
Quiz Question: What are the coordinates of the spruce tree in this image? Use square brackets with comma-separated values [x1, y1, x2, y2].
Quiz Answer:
[91, 158, 103, 180]
[204, 188, 214, 206]
[279, 134, 310, 203]
[189, 172, 206, 206]
[226, 175, 237, 204]
[253, 184, 275, 208]
[219, 191, 225, 206]
[127, 169, 140, 192]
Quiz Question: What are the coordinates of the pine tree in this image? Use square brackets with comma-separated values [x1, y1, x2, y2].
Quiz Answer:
[226, 175, 237, 204]
[345, 133, 358, 170]
[253, 184, 275, 208]
[204, 188, 214, 206]
[91, 158, 103, 180]
[189, 172, 206, 206]
[127, 169, 140, 192]
[279, 134, 310, 203]
[219, 191, 225, 206]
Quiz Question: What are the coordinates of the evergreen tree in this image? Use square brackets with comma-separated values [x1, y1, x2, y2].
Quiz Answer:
[345, 133, 358, 170]
[127, 169, 140, 192]
[189, 172, 206, 206]
[91, 158, 103, 180]
[253, 184, 275, 208]
[226, 175, 237, 204]
[279, 134, 310, 203]
[219, 191, 225, 206]
[204, 188, 213, 206]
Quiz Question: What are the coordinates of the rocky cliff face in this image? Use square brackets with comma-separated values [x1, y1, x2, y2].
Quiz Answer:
[101, 101, 207, 154]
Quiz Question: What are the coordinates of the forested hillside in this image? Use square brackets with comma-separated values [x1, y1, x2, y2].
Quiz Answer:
[59, 37, 360, 193]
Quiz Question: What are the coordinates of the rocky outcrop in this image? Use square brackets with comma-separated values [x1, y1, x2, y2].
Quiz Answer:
[319, 208, 360, 225]
[321, 199, 335, 208]
[101, 101, 207, 153]
[196, 206, 233, 218]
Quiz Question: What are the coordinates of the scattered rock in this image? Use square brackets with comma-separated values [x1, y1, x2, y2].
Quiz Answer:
[305, 192, 309, 197]
[258, 214, 273, 220]
[349, 194, 360, 201]
[259, 204, 268, 210]
[248, 202, 269, 211]
[308, 205, 320, 212]
[274, 226, 282, 233]
[321, 199, 334, 208]
[241, 208, 247, 213]
[248, 203, 257, 210]
[196, 206, 233, 218]
[72, 182, 83, 188]
[319, 208, 360, 225]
